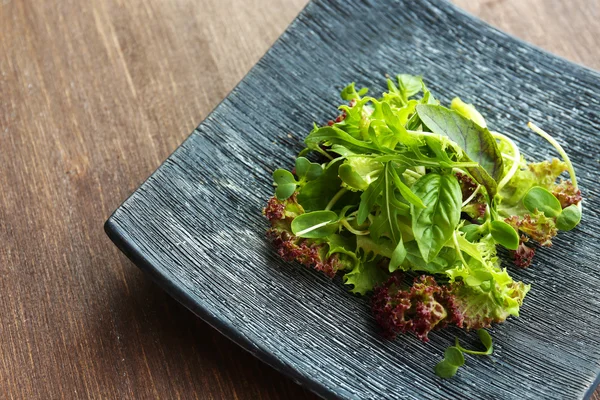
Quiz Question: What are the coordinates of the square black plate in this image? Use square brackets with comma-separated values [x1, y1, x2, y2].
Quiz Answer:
[105, 0, 600, 398]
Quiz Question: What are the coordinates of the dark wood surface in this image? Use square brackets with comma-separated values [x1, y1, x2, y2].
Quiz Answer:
[0, 0, 598, 398]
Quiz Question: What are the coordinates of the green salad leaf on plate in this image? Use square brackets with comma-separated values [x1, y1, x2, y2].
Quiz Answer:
[263, 74, 582, 377]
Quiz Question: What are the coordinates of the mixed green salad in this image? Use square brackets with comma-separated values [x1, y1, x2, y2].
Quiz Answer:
[263, 75, 582, 377]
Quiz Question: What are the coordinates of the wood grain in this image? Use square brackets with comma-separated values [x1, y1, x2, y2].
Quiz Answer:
[0, 0, 598, 398]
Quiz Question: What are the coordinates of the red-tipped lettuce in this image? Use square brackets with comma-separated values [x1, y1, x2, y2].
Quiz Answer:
[372, 275, 463, 342]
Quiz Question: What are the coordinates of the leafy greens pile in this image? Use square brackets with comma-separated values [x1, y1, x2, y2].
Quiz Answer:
[263, 75, 582, 357]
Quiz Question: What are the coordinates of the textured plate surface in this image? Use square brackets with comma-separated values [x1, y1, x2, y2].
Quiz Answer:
[105, 0, 600, 398]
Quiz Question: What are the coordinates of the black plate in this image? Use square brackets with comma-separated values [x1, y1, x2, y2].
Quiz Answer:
[105, 0, 600, 398]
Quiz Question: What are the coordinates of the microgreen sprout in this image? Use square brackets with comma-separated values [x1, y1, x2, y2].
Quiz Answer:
[435, 330, 493, 379]
[435, 347, 465, 379]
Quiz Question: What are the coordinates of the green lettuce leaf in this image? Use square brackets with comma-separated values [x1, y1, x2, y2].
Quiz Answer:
[450, 274, 530, 329]
[343, 259, 388, 295]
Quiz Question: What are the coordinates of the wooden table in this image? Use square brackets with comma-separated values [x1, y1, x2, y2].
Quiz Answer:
[1, 0, 598, 398]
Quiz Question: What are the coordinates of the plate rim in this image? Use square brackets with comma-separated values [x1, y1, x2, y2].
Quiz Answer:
[104, 217, 337, 399]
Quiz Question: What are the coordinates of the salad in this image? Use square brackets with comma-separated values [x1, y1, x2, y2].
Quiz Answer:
[263, 75, 582, 377]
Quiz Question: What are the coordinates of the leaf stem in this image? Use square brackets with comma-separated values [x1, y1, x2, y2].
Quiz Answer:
[454, 337, 493, 356]
[461, 185, 481, 207]
[406, 130, 445, 139]
[492, 132, 521, 191]
[325, 188, 348, 211]
[526, 123, 576, 185]
[341, 219, 370, 235]
[450, 162, 480, 168]
[527, 122, 581, 212]
[327, 156, 346, 167]
[315, 146, 334, 161]
[402, 169, 422, 180]
[453, 231, 468, 267]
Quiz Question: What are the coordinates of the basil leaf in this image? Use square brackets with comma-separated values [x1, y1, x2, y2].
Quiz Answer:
[411, 173, 462, 262]
[404, 241, 456, 274]
[291, 211, 339, 238]
[523, 186, 562, 218]
[416, 104, 503, 196]
[490, 220, 520, 250]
